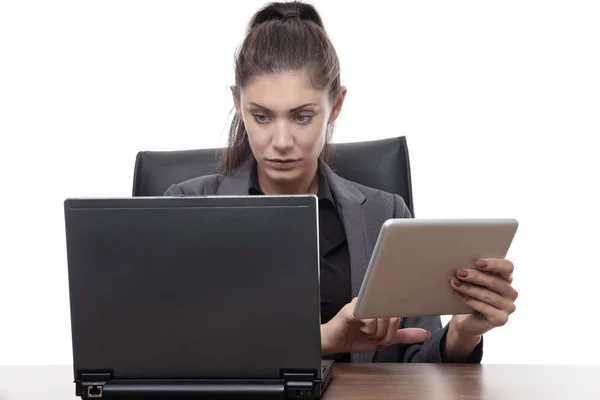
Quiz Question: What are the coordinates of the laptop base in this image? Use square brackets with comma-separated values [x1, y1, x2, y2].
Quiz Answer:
[76, 362, 334, 399]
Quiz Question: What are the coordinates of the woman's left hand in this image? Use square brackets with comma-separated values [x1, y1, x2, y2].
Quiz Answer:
[445, 258, 518, 358]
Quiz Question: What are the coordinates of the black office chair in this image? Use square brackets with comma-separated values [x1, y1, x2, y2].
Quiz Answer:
[132, 136, 415, 215]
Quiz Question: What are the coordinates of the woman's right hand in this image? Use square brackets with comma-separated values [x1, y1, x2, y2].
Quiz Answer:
[320, 298, 432, 355]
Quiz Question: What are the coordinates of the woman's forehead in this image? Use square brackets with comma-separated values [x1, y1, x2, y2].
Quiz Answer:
[240, 71, 327, 109]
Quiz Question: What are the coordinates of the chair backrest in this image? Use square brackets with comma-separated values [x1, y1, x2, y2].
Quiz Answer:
[133, 136, 415, 215]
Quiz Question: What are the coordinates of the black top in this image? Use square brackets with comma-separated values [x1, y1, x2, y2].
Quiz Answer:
[248, 163, 352, 362]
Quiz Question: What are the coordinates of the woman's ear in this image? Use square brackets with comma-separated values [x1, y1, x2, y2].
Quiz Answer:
[231, 85, 242, 118]
[328, 86, 347, 124]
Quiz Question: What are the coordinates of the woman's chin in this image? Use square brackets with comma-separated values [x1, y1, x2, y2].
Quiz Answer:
[263, 168, 306, 189]
[267, 168, 301, 182]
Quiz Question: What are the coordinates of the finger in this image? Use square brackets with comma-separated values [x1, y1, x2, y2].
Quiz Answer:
[476, 258, 514, 282]
[378, 318, 401, 346]
[393, 328, 432, 344]
[346, 297, 359, 320]
[451, 278, 516, 314]
[359, 319, 377, 335]
[455, 269, 518, 301]
[373, 318, 389, 340]
[454, 292, 511, 327]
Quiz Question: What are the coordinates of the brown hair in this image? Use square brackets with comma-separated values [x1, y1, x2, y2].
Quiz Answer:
[221, 1, 341, 174]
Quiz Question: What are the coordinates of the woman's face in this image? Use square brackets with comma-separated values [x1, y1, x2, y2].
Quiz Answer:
[233, 70, 346, 194]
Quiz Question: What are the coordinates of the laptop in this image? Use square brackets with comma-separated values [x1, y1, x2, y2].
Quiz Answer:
[63, 195, 334, 399]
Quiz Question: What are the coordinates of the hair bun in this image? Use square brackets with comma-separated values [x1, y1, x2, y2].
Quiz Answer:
[249, 1, 325, 30]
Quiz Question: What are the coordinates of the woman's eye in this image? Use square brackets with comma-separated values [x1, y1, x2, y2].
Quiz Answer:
[253, 114, 269, 124]
[295, 114, 313, 124]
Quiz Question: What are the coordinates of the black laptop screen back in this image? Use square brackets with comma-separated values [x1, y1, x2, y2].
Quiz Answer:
[64, 196, 321, 380]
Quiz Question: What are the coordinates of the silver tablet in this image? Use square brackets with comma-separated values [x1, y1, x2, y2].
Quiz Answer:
[353, 218, 518, 319]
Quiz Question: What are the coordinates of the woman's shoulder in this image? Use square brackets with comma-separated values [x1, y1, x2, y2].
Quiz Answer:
[163, 173, 224, 196]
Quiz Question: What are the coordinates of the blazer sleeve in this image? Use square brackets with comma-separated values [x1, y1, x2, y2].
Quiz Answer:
[161, 174, 220, 197]
[375, 195, 483, 363]
[164, 184, 184, 196]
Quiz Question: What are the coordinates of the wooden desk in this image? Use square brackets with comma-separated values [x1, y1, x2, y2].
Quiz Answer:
[1, 364, 598, 399]
[324, 364, 599, 399]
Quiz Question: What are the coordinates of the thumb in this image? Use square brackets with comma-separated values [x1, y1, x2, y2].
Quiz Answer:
[393, 328, 432, 344]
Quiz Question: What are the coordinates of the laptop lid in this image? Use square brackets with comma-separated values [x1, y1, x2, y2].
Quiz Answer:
[64, 196, 326, 397]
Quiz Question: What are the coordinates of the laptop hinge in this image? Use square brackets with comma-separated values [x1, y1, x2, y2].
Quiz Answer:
[282, 371, 318, 400]
[77, 372, 112, 399]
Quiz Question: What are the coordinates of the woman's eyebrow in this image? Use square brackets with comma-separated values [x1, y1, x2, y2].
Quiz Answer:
[247, 102, 320, 112]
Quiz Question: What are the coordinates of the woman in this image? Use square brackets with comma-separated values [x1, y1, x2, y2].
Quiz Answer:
[165, 1, 518, 363]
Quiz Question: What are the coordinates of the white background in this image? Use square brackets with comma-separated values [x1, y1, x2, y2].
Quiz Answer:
[1, 0, 599, 366]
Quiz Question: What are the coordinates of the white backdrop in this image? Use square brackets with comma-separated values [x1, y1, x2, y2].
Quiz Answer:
[1, 0, 599, 366]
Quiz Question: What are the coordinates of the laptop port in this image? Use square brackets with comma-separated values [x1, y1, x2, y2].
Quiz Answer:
[294, 389, 313, 398]
[87, 385, 103, 398]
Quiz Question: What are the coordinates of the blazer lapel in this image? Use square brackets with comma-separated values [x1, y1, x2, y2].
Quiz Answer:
[321, 164, 378, 363]
[335, 197, 368, 298]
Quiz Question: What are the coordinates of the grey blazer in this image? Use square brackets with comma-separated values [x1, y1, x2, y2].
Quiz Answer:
[164, 159, 483, 364]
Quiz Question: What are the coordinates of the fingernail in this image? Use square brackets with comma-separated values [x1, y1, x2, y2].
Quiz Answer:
[476, 260, 488, 268]
[456, 269, 468, 278]
[427, 331, 432, 339]
[452, 277, 463, 286]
